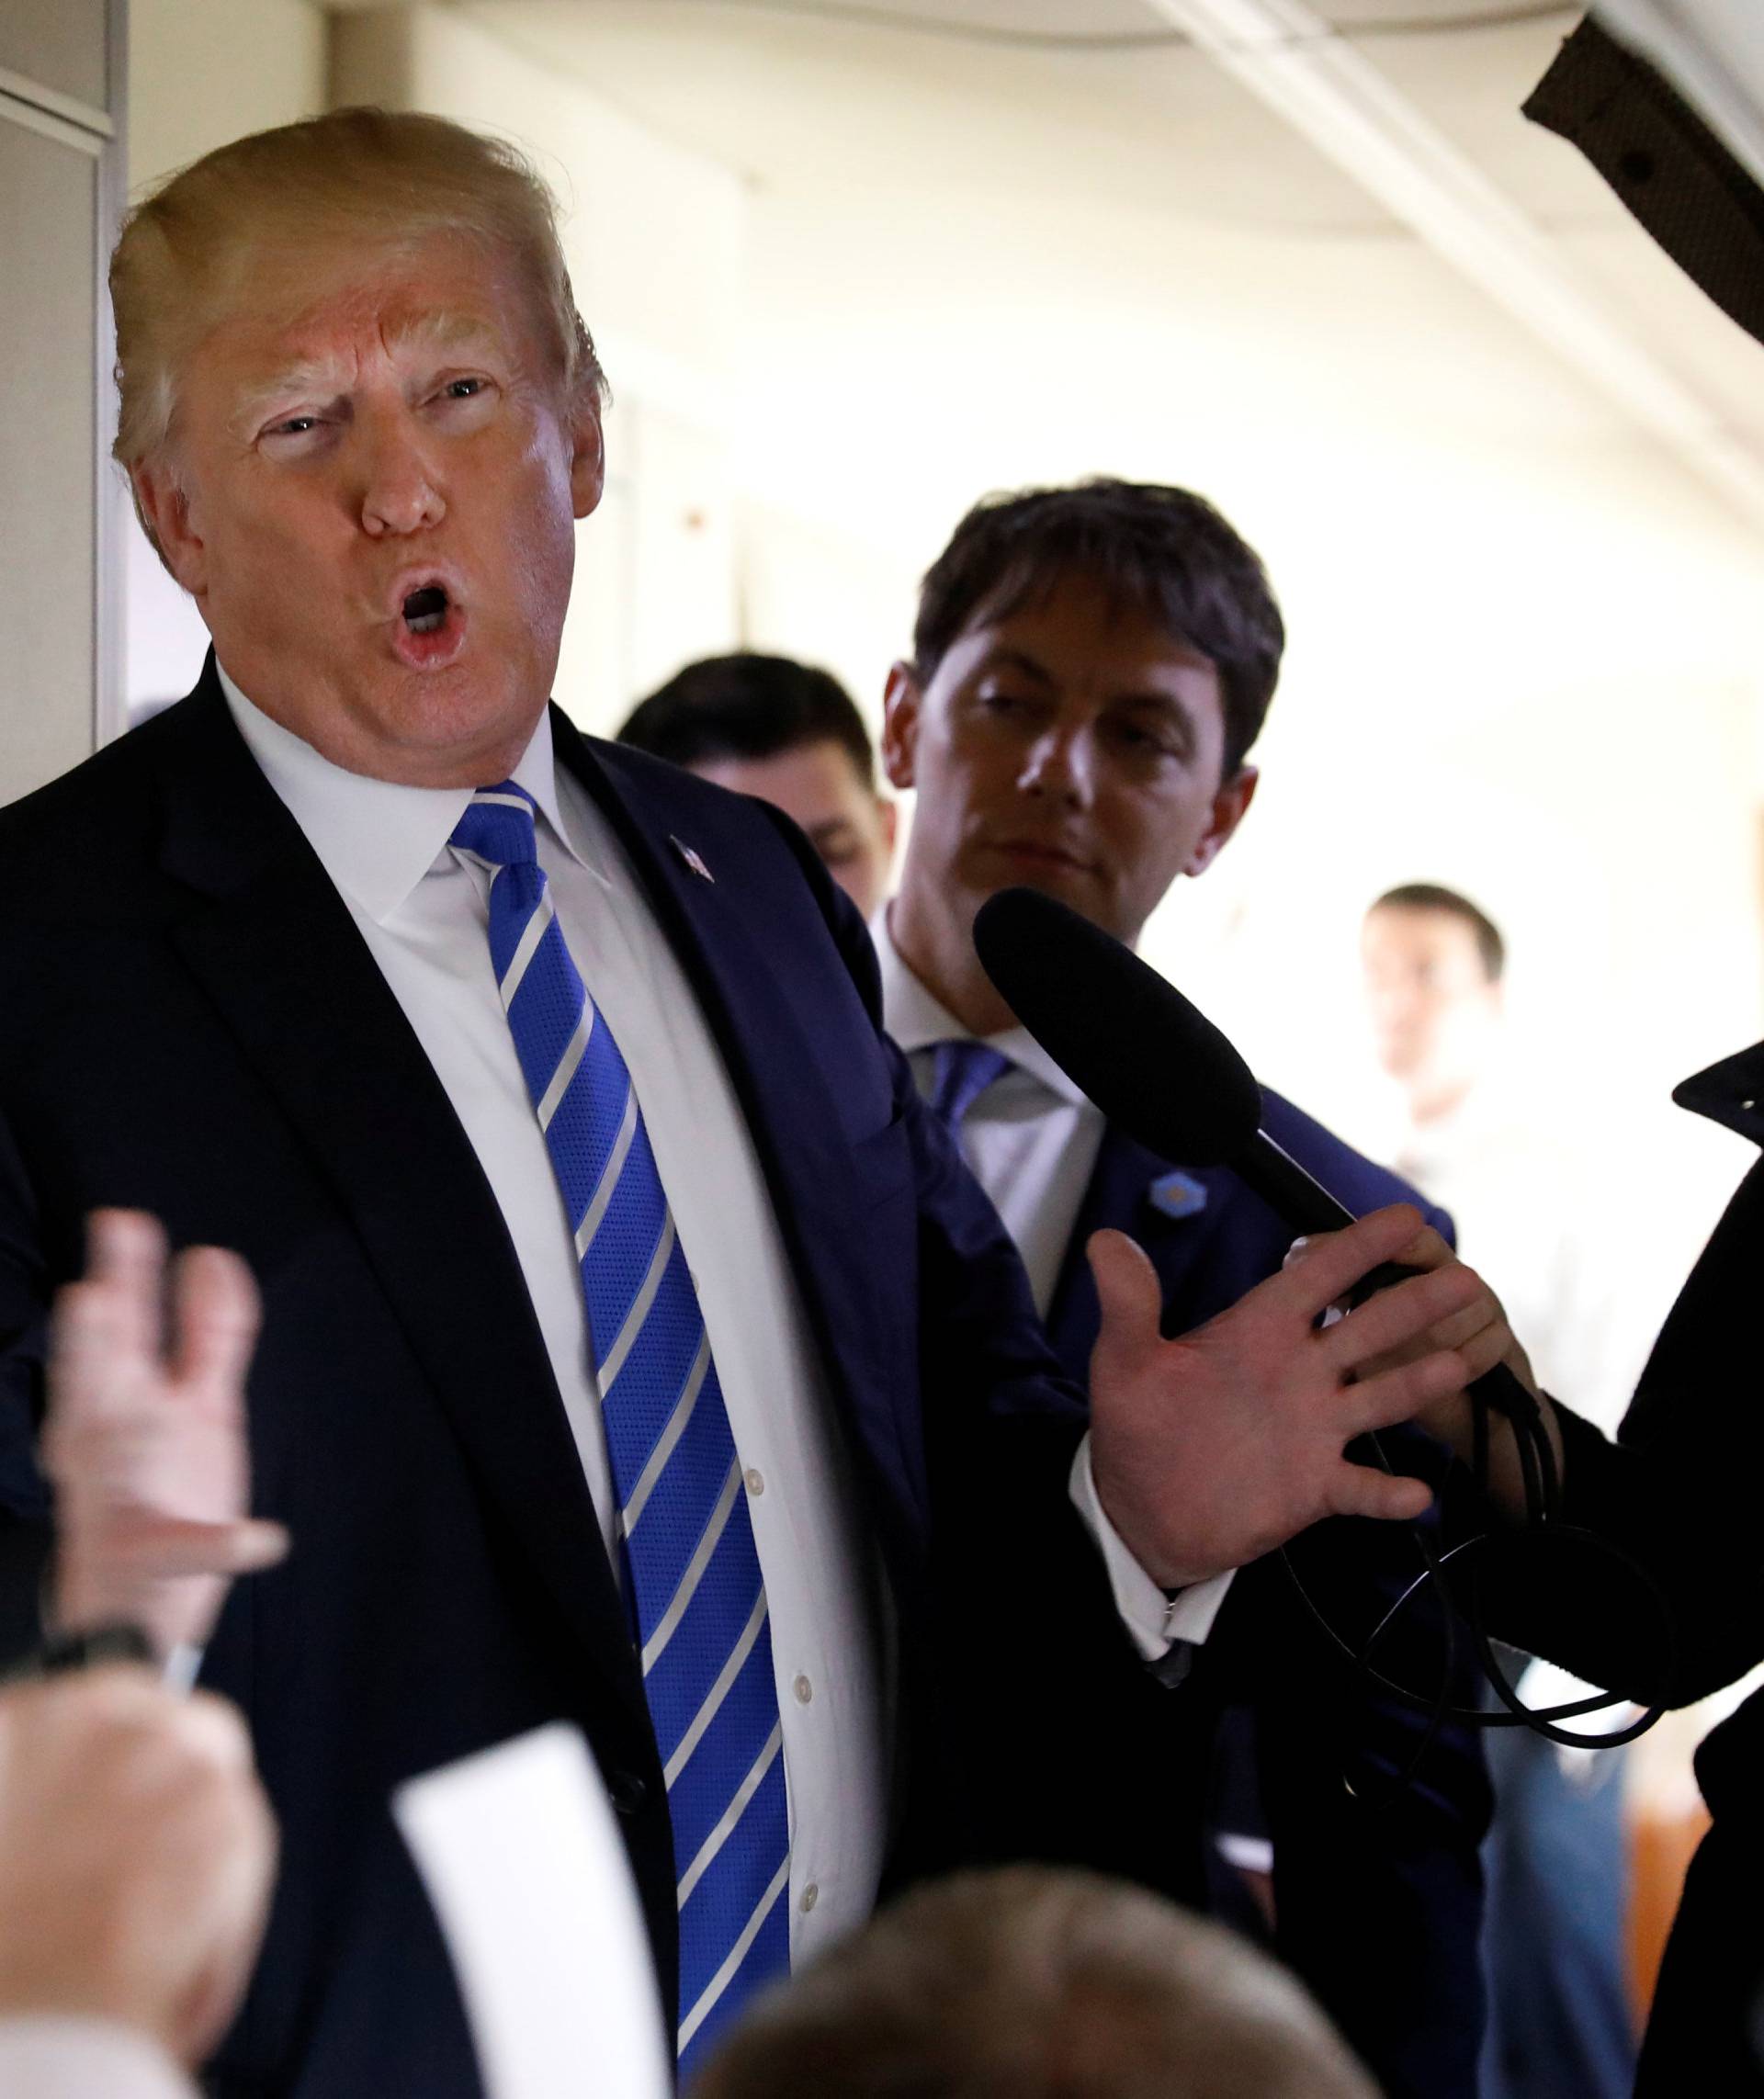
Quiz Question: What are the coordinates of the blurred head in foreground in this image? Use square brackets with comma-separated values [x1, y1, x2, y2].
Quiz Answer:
[618, 653, 897, 918]
[1362, 883, 1507, 1125]
[691, 1865, 1375, 2099]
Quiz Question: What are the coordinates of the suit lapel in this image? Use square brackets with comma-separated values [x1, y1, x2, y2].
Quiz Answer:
[1046, 1123, 1235, 1382]
[153, 672, 650, 1740]
[552, 713, 932, 1540]
[1674, 1039, 1764, 1147]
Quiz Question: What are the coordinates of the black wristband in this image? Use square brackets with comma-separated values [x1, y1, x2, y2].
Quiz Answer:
[6, 1621, 155, 1681]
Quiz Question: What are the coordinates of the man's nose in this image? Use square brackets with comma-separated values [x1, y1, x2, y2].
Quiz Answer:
[357, 413, 446, 537]
[1018, 727, 1093, 807]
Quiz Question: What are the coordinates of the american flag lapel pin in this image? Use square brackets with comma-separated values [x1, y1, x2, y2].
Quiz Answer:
[669, 835, 715, 884]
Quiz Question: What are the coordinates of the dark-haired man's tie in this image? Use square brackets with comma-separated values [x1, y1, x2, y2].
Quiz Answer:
[451, 784, 789, 2076]
[927, 1038, 1012, 1139]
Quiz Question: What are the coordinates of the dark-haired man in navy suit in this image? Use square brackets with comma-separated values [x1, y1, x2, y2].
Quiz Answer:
[878, 478, 1493, 2099]
[0, 116, 1499, 2099]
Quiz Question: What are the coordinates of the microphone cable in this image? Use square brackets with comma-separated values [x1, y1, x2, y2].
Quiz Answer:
[1275, 1363, 1676, 1811]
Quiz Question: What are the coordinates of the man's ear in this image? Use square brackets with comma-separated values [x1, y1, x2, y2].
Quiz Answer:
[876, 795, 899, 852]
[132, 458, 209, 599]
[1184, 764, 1260, 878]
[569, 401, 605, 520]
[880, 661, 923, 792]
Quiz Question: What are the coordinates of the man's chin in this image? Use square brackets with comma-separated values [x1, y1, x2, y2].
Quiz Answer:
[976, 852, 1101, 909]
[388, 679, 547, 779]
[307, 667, 545, 786]
[957, 853, 1137, 947]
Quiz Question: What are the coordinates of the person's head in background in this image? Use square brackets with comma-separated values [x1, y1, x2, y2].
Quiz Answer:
[617, 653, 897, 920]
[692, 1865, 1375, 2099]
[1362, 884, 1507, 1127]
[881, 478, 1282, 1033]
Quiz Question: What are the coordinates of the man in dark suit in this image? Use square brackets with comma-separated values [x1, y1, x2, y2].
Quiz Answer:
[0, 112, 1498, 2099]
[876, 478, 1493, 2096]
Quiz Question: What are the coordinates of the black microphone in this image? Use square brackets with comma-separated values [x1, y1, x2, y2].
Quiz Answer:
[971, 886, 1544, 1447]
[971, 886, 1374, 1240]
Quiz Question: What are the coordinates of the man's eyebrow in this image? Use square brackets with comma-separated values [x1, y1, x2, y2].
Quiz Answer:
[974, 645, 1056, 685]
[1110, 688, 1201, 740]
[1113, 685, 1197, 717]
[228, 313, 508, 437]
[229, 357, 350, 436]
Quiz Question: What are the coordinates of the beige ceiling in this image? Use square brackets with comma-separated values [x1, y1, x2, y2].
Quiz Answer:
[448, 0, 1762, 491]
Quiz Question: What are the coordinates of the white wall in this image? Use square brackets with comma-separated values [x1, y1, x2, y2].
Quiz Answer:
[129, 0, 328, 194]
[123, 0, 330, 714]
[0, 0, 124, 796]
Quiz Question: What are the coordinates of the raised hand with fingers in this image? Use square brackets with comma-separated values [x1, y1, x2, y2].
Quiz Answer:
[1087, 1202, 1487, 1591]
[44, 1210, 288, 1660]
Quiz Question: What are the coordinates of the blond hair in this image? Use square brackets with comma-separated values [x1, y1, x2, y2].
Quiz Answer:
[110, 107, 605, 502]
[692, 1867, 1377, 2099]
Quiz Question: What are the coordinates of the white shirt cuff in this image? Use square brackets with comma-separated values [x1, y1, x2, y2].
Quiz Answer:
[0, 2017, 198, 2099]
[1068, 1437, 1236, 1665]
[163, 1644, 203, 1695]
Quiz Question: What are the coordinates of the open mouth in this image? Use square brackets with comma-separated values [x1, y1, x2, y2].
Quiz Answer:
[389, 576, 467, 669]
[402, 584, 449, 634]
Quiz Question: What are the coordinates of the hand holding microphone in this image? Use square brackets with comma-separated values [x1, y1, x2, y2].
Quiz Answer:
[1286, 1213, 1556, 1521]
[1084, 1204, 1489, 1587]
[972, 887, 1553, 1573]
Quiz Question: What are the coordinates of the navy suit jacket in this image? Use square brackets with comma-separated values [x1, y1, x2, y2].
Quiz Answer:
[995, 1098, 1493, 2099]
[0, 664, 1111, 2097]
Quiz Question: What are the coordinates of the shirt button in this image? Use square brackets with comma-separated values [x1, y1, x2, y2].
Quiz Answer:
[745, 1467, 765, 1496]
[799, 1882, 819, 1914]
[793, 1675, 813, 1706]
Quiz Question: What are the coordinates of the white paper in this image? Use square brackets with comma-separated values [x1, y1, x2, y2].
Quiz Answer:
[395, 1723, 673, 2099]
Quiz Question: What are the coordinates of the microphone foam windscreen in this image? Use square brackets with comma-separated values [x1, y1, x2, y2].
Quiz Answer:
[971, 886, 1261, 1168]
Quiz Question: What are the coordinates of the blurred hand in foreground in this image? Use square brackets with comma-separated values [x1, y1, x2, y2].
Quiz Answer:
[45, 1210, 287, 1658]
[0, 1665, 275, 2063]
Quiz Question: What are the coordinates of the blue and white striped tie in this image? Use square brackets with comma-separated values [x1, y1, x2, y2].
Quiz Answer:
[451, 784, 791, 2074]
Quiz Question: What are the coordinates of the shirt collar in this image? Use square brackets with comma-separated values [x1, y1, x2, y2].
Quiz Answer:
[216, 662, 591, 924]
[871, 903, 1091, 1110]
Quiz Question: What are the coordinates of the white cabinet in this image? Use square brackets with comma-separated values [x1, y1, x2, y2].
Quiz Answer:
[0, 0, 126, 799]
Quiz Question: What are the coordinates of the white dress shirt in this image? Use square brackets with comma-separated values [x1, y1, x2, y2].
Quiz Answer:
[219, 669, 886, 1960]
[872, 915, 1232, 1658]
[0, 2020, 197, 2099]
